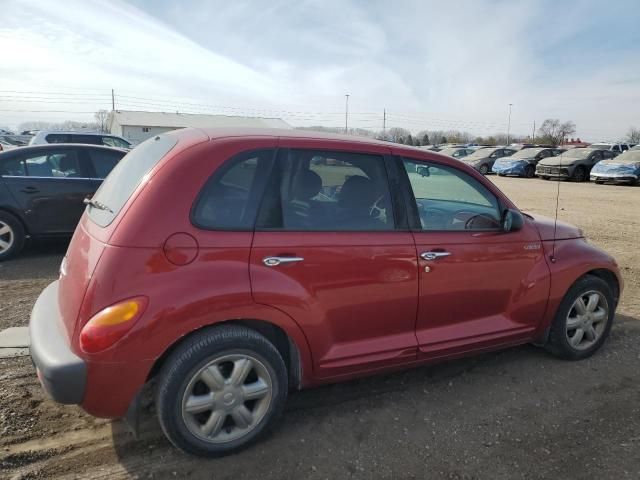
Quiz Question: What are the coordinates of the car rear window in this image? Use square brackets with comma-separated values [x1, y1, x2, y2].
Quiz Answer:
[87, 135, 178, 227]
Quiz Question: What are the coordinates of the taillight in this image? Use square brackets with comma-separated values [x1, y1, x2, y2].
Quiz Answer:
[79, 297, 148, 353]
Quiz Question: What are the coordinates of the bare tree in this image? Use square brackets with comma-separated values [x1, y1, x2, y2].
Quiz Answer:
[626, 127, 640, 144]
[387, 127, 411, 144]
[537, 119, 576, 146]
[94, 110, 109, 133]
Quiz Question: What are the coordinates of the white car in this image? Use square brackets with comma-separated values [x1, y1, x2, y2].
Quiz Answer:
[588, 142, 634, 157]
[29, 131, 132, 149]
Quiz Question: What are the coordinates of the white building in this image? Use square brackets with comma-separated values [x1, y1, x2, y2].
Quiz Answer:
[108, 110, 291, 144]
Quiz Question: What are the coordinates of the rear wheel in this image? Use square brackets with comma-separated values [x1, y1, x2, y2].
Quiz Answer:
[524, 165, 535, 178]
[0, 211, 25, 261]
[478, 164, 489, 175]
[573, 166, 587, 182]
[541, 176, 550, 180]
[156, 325, 288, 457]
[595, 180, 604, 185]
[546, 275, 614, 360]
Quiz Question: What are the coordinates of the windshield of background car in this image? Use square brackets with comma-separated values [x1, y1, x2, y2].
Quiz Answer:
[87, 134, 177, 227]
[560, 149, 593, 159]
[510, 148, 544, 159]
[464, 148, 497, 160]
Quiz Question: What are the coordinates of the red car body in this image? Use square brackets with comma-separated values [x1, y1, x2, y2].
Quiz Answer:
[31, 128, 622, 423]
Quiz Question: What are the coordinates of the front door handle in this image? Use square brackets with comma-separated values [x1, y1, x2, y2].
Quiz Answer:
[20, 186, 40, 193]
[420, 251, 451, 261]
[263, 256, 304, 267]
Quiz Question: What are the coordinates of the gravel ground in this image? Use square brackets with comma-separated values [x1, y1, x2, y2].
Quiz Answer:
[0, 177, 638, 479]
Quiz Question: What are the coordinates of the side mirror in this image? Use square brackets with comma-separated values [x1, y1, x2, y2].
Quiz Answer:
[502, 209, 524, 232]
[417, 165, 430, 177]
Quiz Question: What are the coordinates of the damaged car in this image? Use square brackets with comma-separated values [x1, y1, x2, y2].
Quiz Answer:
[492, 147, 561, 178]
[536, 148, 615, 182]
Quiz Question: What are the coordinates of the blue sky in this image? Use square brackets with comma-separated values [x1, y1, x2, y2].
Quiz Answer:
[1, 0, 639, 140]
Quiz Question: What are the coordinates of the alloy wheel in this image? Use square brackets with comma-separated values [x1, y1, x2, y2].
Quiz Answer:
[181, 353, 273, 444]
[0, 221, 14, 254]
[565, 291, 609, 350]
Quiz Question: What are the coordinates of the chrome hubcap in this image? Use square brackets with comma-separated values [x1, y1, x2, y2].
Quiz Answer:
[181, 353, 272, 444]
[566, 291, 609, 350]
[0, 221, 14, 254]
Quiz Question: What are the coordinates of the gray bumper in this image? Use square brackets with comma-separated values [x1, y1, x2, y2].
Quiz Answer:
[29, 281, 86, 404]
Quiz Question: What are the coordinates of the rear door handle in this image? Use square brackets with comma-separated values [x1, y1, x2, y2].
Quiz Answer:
[263, 256, 304, 267]
[420, 251, 451, 261]
[20, 186, 40, 193]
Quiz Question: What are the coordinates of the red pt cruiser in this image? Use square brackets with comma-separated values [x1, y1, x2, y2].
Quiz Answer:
[30, 128, 622, 456]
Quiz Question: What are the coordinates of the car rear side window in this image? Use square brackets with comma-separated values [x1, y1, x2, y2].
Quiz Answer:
[192, 149, 275, 230]
[88, 135, 177, 227]
[45, 134, 70, 143]
[257, 149, 395, 231]
[88, 149, 123, 179]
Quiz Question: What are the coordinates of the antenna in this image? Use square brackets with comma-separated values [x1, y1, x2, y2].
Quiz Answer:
[550, 134, 564, 263]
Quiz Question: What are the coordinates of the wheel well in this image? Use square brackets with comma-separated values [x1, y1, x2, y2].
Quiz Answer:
[0, 207, 29, 235]
[585, 269, 620, 308]
[146, 319, 303, 390]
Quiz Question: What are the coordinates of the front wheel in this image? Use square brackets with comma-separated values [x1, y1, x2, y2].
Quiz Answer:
[478, 164, 489, 175]
[546, 275, 615, 360]
[524, 165, 535, 178]
[156, 325, 288, 457]
[573, 166, 587, 182]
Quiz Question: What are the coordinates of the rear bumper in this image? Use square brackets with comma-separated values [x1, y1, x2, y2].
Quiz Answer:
[29, 281, 86, 404]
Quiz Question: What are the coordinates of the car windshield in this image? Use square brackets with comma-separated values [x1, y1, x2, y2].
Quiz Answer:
[509, 148, 544, 159]
[589, 144, 612, 150]
[87, 134, 177, 227]
[464, 148, 496, 159]
[559, 148, 593, 159]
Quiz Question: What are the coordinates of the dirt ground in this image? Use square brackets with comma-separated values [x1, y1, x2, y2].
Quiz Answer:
[0, 177, 639, 479]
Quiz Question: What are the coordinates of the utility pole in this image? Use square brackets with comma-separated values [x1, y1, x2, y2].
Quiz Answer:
[383, 108, 386, 138]
[344, 94, 350, 134]
[506, 103, 513, 145]
[111, 89, 115, 111]
[532, 120, 536, 142]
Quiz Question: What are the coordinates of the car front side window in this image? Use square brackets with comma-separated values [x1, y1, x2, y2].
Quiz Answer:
[402, 158, 501, 231]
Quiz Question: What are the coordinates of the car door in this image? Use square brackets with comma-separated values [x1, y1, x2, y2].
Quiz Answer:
[397, 153, 550, 358]
[250, 143, 419, 379]
[1, 147, 96, 234]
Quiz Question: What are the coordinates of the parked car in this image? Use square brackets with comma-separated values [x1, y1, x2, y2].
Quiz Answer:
[29, 128, 622, 457]
[0, 144, 127, 259]
[0, 140, 18, 152]
[437, 146, 475, 159]
[588, 142, 633, 156]
[460, 146, 516, 174]
[29, 131, 132, 149]
[590, 148, 640, 185]
[492, 148, 561, 178]
[536, 148, 615, 182]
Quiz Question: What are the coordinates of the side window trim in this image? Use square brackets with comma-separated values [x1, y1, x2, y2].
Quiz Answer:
[190, 148, 278, 232]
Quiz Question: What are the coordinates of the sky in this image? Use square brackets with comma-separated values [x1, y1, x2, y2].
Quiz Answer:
[1, 0, 640, 140]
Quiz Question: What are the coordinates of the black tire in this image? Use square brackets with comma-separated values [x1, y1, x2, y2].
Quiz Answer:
[479, 164, 489, 175]
[545, 275, 615, 360]
[541, 176, 550, 180]
[156, 325, 288, 457]
[573, 166, 587, 182]
[524, 165, 535, 178]
[595, 180, 604, 185]
[497, 173, 505, 177]
[0, 211, 26, 261]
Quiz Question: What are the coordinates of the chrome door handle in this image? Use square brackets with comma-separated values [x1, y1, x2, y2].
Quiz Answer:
[420, 251, 451, 261]
[263, 256, 304, 267]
